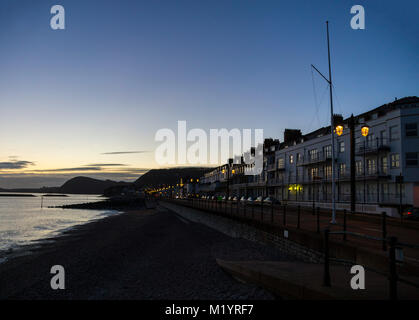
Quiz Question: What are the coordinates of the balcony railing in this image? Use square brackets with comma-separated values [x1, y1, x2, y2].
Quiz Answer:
[355, 138, 390, 155]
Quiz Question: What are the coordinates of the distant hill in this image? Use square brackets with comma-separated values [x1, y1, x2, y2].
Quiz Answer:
[59, 176, 129, 194]
[134, 167, 213, 188]
[0, 176, 129, 195]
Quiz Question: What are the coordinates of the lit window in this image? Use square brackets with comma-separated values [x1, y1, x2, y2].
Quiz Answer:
[356, 160, 362, 175]
[391, 154, 400, 168]
[323, 145, 331, 158]
[339, 163, 346, 175]
[381, 157, 388, 174]
[289, 154, 294, 164]
[278, 158, 285, 169]
[339, 141, 345, 153]
[309, 149, 318, 161]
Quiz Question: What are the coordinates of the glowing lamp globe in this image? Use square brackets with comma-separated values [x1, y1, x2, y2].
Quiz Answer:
[335, 125, 343, 136]
[361, 125, 369, 137]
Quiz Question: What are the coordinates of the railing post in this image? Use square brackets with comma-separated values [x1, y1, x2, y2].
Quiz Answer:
[271, 202, 274, 224]
[261, 201, 264, 222]
[382, 212, 387, 251]
[323, 228, 331, 287]
[230, 199, 233, 216]
[252, 203, 254, 219]
[343, 209, 347, 241]
[317, 207, 320, 233]
[283, 204, 287, 226]
[297, 205, 301, 229]
[312, 201, 315, 216]
[388, 236, 398, 300]
[237, 198, 239, 216]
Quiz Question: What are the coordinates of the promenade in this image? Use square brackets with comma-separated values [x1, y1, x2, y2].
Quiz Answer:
[166, 198, 419, 299]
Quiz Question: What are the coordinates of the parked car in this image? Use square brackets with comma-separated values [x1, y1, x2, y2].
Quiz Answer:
[254, 196, 263, 204]
[263, 197, 273, 204]
[240, 196, 247, 202]
[247, 197, 254, 203]
[232, 196, 238, 201]
[404, 207, 419, 220]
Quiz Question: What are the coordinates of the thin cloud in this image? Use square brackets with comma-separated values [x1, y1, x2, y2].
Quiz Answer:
[85, 163, 127, 167]
[101, 151, 149, 155]
[0, 160, 35, 170]
[33, 167, 102, 172]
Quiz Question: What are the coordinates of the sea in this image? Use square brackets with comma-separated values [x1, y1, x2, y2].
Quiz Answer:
[0, 193, 120, 263]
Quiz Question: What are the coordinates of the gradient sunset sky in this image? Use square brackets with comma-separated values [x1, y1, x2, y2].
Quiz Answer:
[0, 0, 418, 188]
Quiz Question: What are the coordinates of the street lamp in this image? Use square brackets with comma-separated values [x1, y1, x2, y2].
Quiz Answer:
[333, 117, 369, 214]
[361, 125, 370, 137]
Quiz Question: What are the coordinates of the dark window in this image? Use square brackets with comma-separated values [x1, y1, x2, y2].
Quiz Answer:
[406, 152, 418, 166]
[406, 123, 418, 137]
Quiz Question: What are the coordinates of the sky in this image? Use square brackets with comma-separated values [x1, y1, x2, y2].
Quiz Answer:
[0, 0, 418, 188]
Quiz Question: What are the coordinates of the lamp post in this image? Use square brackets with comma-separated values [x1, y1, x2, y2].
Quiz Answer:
[222, 159, 234, 199]
[334, 117, 369, 214]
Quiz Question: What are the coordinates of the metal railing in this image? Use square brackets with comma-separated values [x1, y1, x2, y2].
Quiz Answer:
[167, 197, 419, 300]
[323, 222, 419, 300]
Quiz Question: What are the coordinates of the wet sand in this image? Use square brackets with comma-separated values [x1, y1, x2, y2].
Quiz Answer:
[0, 205, 294, 300]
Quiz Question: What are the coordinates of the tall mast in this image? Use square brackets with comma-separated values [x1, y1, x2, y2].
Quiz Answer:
[326, 21, 337, 224]
[311, 21, 337, 224]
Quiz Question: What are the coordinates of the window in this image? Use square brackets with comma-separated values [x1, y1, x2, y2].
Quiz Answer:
[406, 152, 418, 166]
[405, 123, 418, 137]
[278, 158, 285, 169]
[366, 134, 375, 147]
[324, 165, 331, 178]
[289, 154, 294, 164]
[390, 125, 399, 141]
[367, 159, 376, 175]
[297, 153, 302, 163]
[309, 149, 318, 161]
[323, 145, 332, 158]
[380, 130, 387, 144]
[381, 156, 388, 174]
[339, 163, 346, 176]
[339, 141, 345, 153]
[310, 167, 318, 179]
[391, 154, 400, 168]
[356, 160, 362, 175]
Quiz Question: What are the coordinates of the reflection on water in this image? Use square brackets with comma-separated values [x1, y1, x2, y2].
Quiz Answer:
[0, 193, 119, 256]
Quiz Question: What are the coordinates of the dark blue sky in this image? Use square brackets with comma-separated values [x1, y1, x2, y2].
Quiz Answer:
[0, 0, 418, 187]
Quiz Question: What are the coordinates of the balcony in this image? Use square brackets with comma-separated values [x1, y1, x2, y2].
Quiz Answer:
[355, 138, 390, 156]
[298, 151, 332, 166]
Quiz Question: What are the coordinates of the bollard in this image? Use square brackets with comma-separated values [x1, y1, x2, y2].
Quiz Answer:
[323, 228, 331, 287]
[271, 202, 274, 224]
[343, 209, 347, 241]
[283, 205, 287, 226]
[388, 236, 398, 300]
[382, 212, 387, 251]
[316, 207, 320, 233]
[297, 205, 301, 229]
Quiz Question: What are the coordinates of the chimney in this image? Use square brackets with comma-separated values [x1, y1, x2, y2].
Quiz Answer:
[284, 129, 302, 145]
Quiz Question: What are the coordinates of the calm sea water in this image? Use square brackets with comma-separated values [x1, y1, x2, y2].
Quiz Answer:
[0, 193, 119, 261]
